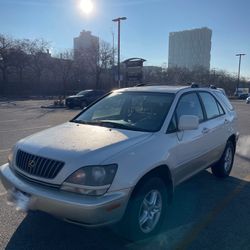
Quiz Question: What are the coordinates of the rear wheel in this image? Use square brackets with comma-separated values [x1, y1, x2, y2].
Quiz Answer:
[211, 140, 235, 178]
[121, 177, 168, 241]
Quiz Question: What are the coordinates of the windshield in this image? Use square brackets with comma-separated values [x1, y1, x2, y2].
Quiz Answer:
[73, 91, 175, 132]
[76, 90, 91, 96]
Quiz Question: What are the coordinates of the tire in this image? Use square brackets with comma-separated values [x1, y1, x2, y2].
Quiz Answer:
[211, 140, 235, 178]
[120, 177, 168, 241]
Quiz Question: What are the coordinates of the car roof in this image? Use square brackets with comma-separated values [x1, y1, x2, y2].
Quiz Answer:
[116, 85, 223, 94]
[117, 85, 189, 94]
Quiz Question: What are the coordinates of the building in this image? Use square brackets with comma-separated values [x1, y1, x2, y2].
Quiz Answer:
[73, 30, 99, 59]
[168, 27, 212, 71]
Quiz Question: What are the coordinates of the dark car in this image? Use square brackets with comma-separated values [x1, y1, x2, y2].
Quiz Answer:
[65, 90, 106, 109]
[238, 93, 249, 100]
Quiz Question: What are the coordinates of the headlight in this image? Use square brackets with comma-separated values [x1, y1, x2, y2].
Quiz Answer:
[8, 147, 14, 166]
[61, 164, 117, 196]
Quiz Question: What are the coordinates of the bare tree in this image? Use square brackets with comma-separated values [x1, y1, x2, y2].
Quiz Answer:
[26, 38, 51, 84]
[0, 34, 15, 94]
[9, 39, 30, 87]
[53, 50, 74, 97]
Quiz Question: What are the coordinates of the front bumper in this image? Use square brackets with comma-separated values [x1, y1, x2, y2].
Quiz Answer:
[0, 163, 131, 227]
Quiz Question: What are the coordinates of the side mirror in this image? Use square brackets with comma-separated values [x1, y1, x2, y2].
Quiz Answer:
[178, 115, 199, 131]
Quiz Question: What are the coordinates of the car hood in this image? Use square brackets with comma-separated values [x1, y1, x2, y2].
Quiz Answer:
[15, 122, 152, 182]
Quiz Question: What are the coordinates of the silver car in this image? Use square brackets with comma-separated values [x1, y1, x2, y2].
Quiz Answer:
[0, 85, 239, 240]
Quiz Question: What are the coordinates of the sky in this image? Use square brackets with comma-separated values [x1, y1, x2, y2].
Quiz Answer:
[0, 0, 250, 78]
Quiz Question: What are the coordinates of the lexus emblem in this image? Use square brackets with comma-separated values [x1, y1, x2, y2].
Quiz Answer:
[28, 160, 36, 168]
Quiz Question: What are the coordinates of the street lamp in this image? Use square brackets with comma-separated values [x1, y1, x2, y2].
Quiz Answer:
[236, 53, 246, 95]
[112, 17, 127, 88]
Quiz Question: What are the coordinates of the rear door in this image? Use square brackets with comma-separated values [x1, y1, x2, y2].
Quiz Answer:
[197, 91, 227, 162]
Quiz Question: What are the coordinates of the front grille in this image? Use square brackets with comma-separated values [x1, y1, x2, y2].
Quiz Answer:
[13, 169, 60, 189]
[15, 150, 64, 179]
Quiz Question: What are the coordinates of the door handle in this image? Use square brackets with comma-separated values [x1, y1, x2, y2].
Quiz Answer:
[202, 128, 210, 134]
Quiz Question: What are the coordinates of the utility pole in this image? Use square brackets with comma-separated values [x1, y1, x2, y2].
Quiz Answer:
[112, 17, 127, 88]
[236, 53, 246, 95]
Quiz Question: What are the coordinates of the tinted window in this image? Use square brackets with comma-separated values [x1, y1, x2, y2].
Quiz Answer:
[199, 92, 221, 119]
[176, 93, 204, 122]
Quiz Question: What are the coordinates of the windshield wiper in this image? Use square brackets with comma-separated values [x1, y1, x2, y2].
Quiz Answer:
[71, 120, 148, 132]
[71, 120, 91, 125]
[90, 121, 129, 129]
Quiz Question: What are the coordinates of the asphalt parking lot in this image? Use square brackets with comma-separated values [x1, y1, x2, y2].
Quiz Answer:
[0, 99, 250, 250]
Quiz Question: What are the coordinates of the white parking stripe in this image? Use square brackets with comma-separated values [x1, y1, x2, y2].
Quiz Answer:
[0, 149, 10, 153]
[0, 120, 18, 123]
[0, 192, 7, 196]
[0, 125, 51, 133]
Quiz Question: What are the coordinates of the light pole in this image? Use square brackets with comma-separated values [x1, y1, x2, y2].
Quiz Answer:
[112, 17, 127, 88]
[236, 53, 246, 95]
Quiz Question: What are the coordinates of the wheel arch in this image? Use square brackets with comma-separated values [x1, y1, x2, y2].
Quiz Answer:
[130, 165, 174, 203]
[228, 134, 237, 151]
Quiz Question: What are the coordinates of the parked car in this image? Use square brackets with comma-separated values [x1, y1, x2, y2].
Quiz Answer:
[246, 95, 250, 104]
[238, 93, 249, 100]
[0, 85, 239, 241]
[65, 89, 106, 109]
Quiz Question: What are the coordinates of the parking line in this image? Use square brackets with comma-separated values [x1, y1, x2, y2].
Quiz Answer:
[175, 174, 250, 250]
[0, 120, 19, 123]
[0, 192, 7, 197]
[0, 149, 10, 153]
[0, 125, 51, 133]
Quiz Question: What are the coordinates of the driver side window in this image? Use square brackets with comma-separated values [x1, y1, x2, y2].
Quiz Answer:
[167, 92, 204, 133]
[176, 92, 204, 123]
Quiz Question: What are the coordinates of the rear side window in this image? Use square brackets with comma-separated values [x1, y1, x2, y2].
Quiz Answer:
[214, 91, 234, 111]
[199, 92, 224, 119]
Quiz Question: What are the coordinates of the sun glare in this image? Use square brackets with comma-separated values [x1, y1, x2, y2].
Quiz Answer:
[79, 0, 94, 15]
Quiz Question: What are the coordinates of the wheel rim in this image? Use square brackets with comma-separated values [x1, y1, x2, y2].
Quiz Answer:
[224, 147, 233, 172]
[138, 190, 162, 234]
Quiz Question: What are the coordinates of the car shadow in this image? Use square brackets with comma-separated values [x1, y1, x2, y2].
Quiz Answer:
[6, 170, 250, 250]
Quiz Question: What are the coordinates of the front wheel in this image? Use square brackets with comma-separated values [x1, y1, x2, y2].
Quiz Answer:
[211, 140, 235, 178]
[121, 177, 168, 241]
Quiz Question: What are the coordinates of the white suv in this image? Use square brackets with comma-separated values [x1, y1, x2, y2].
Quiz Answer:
[0, 85, 239, 240]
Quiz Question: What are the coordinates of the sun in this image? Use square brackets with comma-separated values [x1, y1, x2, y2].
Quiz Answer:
[79, 0, 94, 15]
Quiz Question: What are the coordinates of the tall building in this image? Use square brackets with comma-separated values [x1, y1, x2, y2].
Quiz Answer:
[73, 30, 99, 59]
[168, 27, 212, 70]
